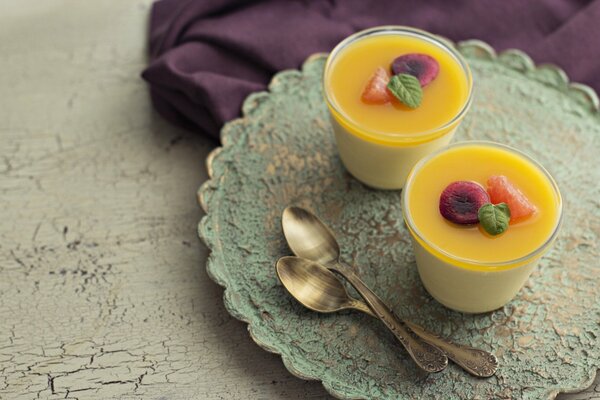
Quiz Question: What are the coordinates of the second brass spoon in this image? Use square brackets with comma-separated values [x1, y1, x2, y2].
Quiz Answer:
[277, 256, 498, 378]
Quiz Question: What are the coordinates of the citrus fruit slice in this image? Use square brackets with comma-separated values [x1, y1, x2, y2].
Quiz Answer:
[487, 175, 536, 222]
[361, 67, 392, 104]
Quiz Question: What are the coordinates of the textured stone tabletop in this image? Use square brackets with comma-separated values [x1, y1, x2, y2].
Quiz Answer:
[0, 1, 597, 399]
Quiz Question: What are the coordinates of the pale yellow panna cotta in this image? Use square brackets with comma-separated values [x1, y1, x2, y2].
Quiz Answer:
[323, 26, 472, 189]
[402, 142, 563, 313]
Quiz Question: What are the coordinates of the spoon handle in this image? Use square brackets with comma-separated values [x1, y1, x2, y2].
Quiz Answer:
[404, 321, 499, 378]
[349, 300, 498, 377]
[335, 263, 448, 373]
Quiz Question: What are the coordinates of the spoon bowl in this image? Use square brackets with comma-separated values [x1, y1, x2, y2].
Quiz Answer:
[282, 206, 340, 266]
[277, 256, 374, 315]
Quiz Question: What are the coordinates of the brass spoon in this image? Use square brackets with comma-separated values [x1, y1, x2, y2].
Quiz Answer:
[281, 209, 447, 374]
[281, 206, 498, 377]
[276, 256, 498, 377]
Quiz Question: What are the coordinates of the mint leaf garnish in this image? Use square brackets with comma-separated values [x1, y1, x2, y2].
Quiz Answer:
[478, 203, 511, 236]
[386, 73, 423, 108]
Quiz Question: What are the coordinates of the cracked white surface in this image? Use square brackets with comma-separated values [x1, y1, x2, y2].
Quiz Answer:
[0, 1, 597, 399]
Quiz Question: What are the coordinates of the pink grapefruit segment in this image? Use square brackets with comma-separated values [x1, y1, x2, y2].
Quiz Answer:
[361, 67, 392, 104]
[486, 175, 537, 222]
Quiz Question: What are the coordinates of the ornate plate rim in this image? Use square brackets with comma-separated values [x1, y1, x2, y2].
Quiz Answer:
[197, 39, 599, 400]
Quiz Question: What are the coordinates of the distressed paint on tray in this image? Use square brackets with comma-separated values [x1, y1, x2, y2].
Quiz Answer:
[198, 41, 600, 400]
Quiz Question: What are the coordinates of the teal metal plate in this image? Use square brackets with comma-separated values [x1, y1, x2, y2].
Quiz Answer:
[198, 40, 600, 400]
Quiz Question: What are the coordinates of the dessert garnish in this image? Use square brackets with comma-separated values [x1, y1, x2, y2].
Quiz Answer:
[387, 74, 423, 109]
[391, 54, 440, 87]
[487, 175, 537, 221]
[361, 53, 439, 109]
[439, 181, 490, 225]
[478, 203, 511, 236]
[361, 67, 392, 104]
[440, 175, 536, 236]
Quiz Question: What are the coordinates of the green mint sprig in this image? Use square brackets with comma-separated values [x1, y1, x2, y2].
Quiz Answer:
[478, 203, 511, 236]
[386, 73, 423, 109]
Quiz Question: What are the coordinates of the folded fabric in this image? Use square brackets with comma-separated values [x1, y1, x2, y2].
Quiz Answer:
[142, 0, 600, 140]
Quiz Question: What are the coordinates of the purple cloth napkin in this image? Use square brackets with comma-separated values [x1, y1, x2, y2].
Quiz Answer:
[142, 0, 600, 139]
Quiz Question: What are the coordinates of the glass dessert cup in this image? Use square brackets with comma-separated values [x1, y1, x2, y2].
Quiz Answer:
[402, 141, 563, 313]
[323, 26, 473, 189]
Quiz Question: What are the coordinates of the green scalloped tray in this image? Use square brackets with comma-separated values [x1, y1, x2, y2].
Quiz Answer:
[198, 40, 600, 400]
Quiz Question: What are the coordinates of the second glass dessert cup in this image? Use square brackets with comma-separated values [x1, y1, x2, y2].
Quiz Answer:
[401, 141, 563, 313]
